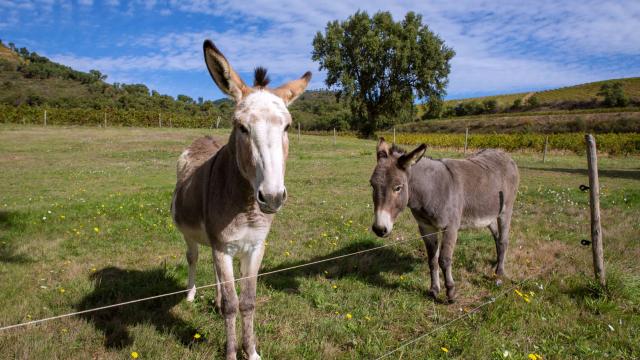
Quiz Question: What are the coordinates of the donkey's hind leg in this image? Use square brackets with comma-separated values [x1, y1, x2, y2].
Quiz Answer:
[185, 238, 199, 302]
[496, 212, 512, 279]
[488, 221, 504, 285]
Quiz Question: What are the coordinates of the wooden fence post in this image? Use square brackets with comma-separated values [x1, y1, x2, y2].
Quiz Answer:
[393, 127, 396, 143]
[463, 127, 469, 155]
[104, 112, 107, 128]
[216, 116, 221, 129]
[44, 110, 47, 127]
[158, 113, 162, 128]
[585, 134, 605, 287]
[543, 135, 549, 163]
[333, 128, 336, 146]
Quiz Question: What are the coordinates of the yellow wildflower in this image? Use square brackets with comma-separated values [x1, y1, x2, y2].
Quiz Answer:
[93, 227, 100, 233]
[59, 288, 65, 294]
[332, 285, 337, 289]
[194, 333, 201, 339]
[441, 347, 449, 353]
[514, 289, 523, 297]
[131, 351, 139, 359]
[345, 313, 352, 320]
[284, 251, 291, 256]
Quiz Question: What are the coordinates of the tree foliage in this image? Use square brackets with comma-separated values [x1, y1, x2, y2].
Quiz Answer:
[312, 10, 455, 136]
[598, 82, 629, 107]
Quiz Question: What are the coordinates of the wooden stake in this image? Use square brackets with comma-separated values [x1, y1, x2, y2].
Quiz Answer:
[543, 135, 549, 163]
[44, 110, 47, 127]
[585, 134, 605, 287]
[393, 127, 396, 143]
[333, 128, 336, 146]
[463, 127, 469, 155]
[158, 113, 162, 128]
[104, 112, 107, 128]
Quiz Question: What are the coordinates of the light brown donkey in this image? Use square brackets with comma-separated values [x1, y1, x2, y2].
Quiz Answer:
[171, 39, 311, 360]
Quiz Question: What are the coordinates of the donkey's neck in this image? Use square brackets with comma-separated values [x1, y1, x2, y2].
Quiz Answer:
[407, 157, 452, 210]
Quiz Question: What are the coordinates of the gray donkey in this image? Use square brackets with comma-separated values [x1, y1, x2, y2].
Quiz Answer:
[370, 138, 519, 303]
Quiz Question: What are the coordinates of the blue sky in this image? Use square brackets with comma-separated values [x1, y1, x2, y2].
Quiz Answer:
[1, 0, 639, 101]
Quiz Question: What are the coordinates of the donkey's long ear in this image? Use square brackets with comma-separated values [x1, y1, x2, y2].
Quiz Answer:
[398, 144, 427, 169]
[203, 39, 250, 101]
[376, 137, 390, 160]
[273, 71, 312, 106]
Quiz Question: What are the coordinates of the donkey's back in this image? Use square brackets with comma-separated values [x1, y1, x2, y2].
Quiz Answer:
[441, 149, 519, 228]
[176, 136, 222, 184]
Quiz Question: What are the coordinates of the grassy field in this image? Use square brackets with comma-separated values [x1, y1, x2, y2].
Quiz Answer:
[1, 126, 639, 359]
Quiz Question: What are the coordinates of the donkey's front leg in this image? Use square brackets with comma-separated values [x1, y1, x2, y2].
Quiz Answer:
[439, 227, 459, 303]
[419, 225, 440, 298]
[213, 249, 239, 360]
[239, 245, 265, 360]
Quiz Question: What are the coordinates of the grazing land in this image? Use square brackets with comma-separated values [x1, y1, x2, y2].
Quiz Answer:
[0, 126, 639, 359]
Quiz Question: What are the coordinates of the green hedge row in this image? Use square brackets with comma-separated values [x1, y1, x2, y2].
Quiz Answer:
[379, 132, 640, 155]
[0, 105, 230, 129]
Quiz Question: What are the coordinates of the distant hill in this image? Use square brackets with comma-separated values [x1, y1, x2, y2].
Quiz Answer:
[0, 41, 236, 125]
[416, 77, 640, 119]
[0, 41, 349, 130]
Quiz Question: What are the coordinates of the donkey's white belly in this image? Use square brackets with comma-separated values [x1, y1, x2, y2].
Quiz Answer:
[461, 216, 495, 229]
[177, 221, 269, 256]
[221, 224, 269, 256]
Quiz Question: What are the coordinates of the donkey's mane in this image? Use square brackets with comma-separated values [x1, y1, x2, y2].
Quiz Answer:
[253, 67, 270, 88]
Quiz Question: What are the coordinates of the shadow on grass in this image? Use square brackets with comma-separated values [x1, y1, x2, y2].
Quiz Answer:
[260, 239, 419, 293]
[0, 210, 31, 264]
[77, 266, 197, 349]
[521, 166, 640, 181]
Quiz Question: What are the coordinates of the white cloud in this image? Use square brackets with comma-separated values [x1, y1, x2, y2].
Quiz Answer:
[23, 0, 640, 98]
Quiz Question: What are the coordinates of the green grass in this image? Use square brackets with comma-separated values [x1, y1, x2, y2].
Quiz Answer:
[1, 125, 639, 359]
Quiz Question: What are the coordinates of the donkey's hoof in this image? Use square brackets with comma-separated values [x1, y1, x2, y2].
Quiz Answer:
[446, 288, 457, 303]
[427, 288, 440, 299]
[247, 352, 261, 360]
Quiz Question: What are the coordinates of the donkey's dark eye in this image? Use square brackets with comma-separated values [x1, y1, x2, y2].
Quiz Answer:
[393, 185, 403, 192]
[238, 124, 249, 134]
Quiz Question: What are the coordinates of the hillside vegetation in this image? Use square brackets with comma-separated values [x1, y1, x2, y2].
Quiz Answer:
[0, 41, 349, 130]
[1, 40, 639, 135]
[419, 77, 640, 120]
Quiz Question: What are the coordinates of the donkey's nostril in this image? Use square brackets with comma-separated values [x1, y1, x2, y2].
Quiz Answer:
[372, 224, 388, 237]
[258, 190, 266, 204]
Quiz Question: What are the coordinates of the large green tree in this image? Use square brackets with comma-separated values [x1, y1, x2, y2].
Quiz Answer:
[312, 10, 455, 136]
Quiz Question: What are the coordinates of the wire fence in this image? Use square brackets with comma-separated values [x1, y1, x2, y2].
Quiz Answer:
[0, 230, 445, 333]
[374, 272, 539, 359]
